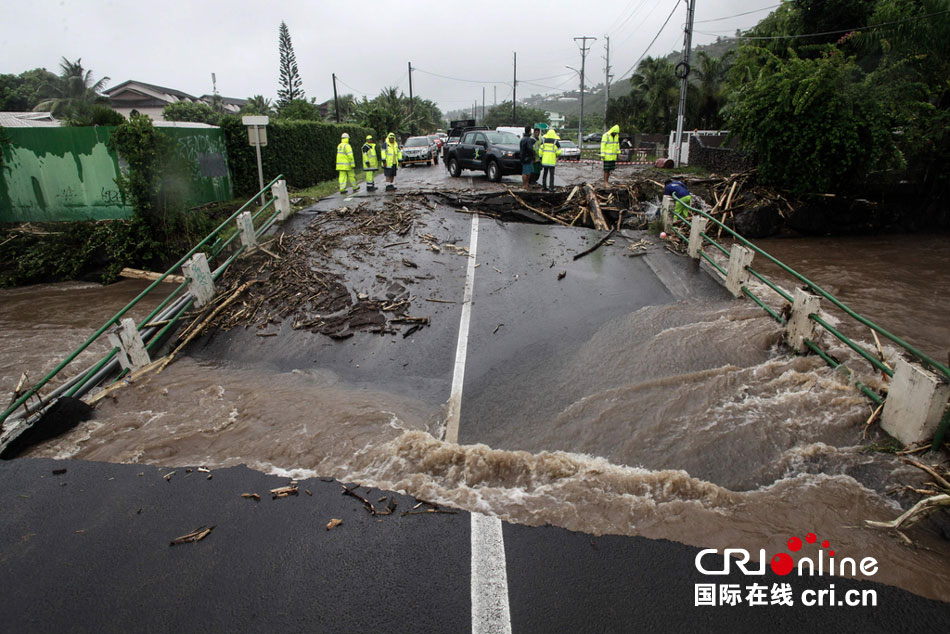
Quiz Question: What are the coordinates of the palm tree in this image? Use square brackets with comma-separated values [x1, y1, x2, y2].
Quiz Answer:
[241, 95, 274, 116]
[630, 57, 679, 132]
[34, 57, 110, 116]
[692, 51, 733, 128]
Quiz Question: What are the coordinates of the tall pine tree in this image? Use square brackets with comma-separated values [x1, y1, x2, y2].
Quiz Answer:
[277, 21, 304, 108]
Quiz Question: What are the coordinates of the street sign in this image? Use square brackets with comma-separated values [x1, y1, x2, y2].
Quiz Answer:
[247, 126, 267, 147]
[242, 115, 269, 126]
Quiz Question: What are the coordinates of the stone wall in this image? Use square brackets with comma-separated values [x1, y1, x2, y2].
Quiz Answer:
[688, 135, 754, 172]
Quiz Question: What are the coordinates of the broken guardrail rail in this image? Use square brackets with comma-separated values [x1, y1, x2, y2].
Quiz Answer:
[0, 175, 291, 453]
[664, 193, 950, 451]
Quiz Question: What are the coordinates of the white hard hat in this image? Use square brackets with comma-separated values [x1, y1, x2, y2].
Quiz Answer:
[341, 132, 350, 139]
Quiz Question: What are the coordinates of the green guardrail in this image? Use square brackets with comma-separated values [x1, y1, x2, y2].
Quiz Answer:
[669, 194, 950, 450]
[0, 175, 287, 429]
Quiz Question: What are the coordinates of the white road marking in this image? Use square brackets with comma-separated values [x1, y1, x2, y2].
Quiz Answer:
[471, 513, 512, 634]
[444, 213, 478, 444]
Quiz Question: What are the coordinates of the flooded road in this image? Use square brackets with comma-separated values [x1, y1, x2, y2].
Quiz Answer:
[3, 163, 948, 601]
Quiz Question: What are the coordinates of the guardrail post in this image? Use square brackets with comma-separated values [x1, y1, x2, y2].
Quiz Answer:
[786, 288, 821, 352]
[688, 215, 707, 259]
[271, 179, 291, 221]
[237, 211, 257, 248]
[661, 195, 674, 231]
[182, 252, 215, 308]
[881, 359, 950, 445]
[107, 317, 150, 371]
[724, 245, 754, 298]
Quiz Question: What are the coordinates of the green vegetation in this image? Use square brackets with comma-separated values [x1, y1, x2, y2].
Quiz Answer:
[481, 101, 550, 130]
[163, 101, 222, 126]
[277, 21, 305, 109]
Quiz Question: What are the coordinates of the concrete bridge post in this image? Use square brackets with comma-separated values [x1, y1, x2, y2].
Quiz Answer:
[182, 253, 215, 308]
[881, 360, 950, 445]
[688, 215, 707, 259]
[724, 245, 753, 298]
[237, 211, 257, 249]
[661, 195, 674, 231]
[107, 318, 150, 371]
[272, 180, 291, 221]
[785, 288, 821, 353]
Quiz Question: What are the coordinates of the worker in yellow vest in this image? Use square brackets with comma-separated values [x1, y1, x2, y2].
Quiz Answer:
[336, 132, 357, 194]
[362, 135, 379, 192]
[539, 129, 561, 191]
[600, 124, 620, 187]
[380, 132, 402, 192]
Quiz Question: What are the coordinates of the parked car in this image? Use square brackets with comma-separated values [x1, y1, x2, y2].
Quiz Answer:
[400, 136, 438, 166]
[558, 139, 581, 160]
[444, 129, 522, 182]
[442, 122, 488, 161]
[583, 132, 603, 143]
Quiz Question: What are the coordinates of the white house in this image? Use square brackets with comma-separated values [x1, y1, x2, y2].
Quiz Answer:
[104, 80, 246, 120]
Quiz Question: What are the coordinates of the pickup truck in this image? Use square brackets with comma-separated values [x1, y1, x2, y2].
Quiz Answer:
[444, 129, 522, 182]
[442, 123, 488, 162]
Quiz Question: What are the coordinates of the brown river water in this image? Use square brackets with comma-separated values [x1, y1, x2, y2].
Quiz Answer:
[1, 232, 948, 602]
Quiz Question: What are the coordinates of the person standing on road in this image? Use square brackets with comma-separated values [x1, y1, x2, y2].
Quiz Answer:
[361, 135, 379, 192]
[539, 128, 561, 191]
[530, 124, 545, 186]
[381, 132, 402, 192]
[600, 124, 621, 187]
[664, 178, 691, 221]
[520, 126, 536, 189]
[336, 133, 358, 194]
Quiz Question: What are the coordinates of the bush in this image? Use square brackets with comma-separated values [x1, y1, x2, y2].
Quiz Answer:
[163, 101, 222, 126]
[219, 116, 374, 196]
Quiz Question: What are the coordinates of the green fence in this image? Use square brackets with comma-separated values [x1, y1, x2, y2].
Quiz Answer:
[0, 125, 233, 223]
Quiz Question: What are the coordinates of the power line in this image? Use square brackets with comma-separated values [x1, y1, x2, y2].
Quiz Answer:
[414, 67, 506, 85]
[616, 0, 682, 81]
[714, 7, 950, 40]
[694, 3, 780, 24]
[334, 77, 370, 97]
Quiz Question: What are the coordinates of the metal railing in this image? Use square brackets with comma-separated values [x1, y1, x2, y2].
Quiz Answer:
[0, 175, 286, 434]
[669, 194, 950, 448]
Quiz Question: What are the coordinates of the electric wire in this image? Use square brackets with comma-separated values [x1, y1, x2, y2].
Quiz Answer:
[615, 0, 682, 81]
[694, 3, 780, 24]
[700, 7, 950, 40]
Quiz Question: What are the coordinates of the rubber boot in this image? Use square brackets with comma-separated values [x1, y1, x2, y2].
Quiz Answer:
[385, 184, 395, 192]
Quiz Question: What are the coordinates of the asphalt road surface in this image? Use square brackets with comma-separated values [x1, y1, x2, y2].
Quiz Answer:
[2, 163, 947, 632]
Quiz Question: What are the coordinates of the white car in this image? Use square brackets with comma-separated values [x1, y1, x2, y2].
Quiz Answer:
[558, 139, 581, 160]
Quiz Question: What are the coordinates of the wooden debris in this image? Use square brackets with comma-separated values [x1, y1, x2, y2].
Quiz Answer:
[120, 267, 185, 284]
[585, 184, 610, 231]
[573, 228, 617, 261]
[170, 525, 214, 546]
[241, 493, 261, 501]
[163, 471, 175, 481]
[326, 518, 343, 531]
[342, 484, 377, 515]
[557, 271, 567, 280]
[269, 484, 299, 499]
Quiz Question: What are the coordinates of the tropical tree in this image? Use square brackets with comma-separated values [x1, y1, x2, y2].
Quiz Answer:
[629, 57, 679, 132]
[34, 57, 110, 117]
[277, 21, 304, 108]
[481, 101, 549, 129]
[0, 68, 60, 111]
[276, 98, 322, 121]
[240, 95, 275, 116]
[692, 51, 733, 129]
[355, 87, 409, 139]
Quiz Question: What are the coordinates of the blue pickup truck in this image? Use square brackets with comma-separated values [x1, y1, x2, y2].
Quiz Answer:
[444, 129, 523, 182]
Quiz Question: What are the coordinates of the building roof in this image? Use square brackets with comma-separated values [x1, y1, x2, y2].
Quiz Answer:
[152, 121, 218, 129]
[104, 80, 197, 101]
[199, 94, 248, 107]
[0, 111, 61, 127]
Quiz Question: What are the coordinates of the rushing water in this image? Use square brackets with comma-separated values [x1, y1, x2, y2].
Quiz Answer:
[2, 234, 948, 601]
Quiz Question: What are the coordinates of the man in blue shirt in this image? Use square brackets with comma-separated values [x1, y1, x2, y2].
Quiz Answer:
[520, 126, 536, 188]
[664, 179, 691, 221]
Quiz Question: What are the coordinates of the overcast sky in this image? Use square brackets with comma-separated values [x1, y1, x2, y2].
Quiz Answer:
[3, 0, 780, 115]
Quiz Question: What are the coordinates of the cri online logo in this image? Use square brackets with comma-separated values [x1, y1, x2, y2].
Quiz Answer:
[695, 533, 879, 577]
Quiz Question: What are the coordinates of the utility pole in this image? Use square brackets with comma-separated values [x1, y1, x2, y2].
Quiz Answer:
[512, 52, 517, 121]
[332, 73, 340, 123]
[603, 36, 612, 127]
[482, 87, 485, 121]
[408, 62, 414, 135]
[574, 36, 596, 146]
[494, 85, 497, 106]
[673, 0, 695, 167]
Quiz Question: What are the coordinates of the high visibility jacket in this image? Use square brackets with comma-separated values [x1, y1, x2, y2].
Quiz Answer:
[381, 137, 402, 168]
[362, 142, 379, 170]
[600, 124, 620, 161]
[336, 140, 355, 171]
[539, 131, 561, 167]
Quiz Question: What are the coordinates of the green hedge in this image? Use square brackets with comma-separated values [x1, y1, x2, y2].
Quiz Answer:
[220, 117, 374, 196]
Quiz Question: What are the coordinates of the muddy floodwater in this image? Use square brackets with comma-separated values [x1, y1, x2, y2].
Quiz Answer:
[2, 187, 949, 602]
